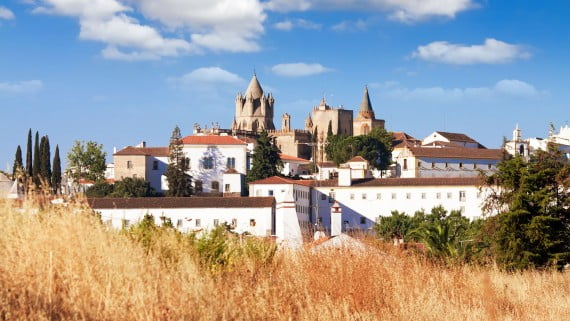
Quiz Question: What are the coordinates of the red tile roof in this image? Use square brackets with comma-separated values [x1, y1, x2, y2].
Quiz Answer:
[312, 177, 484, 188]
[406, 146, 502, 160]
[347, 156, 367, 163]
[279, 153, 310, 163]
[114, 146, 169, 157]
[248, 176, 313, 187]
[181, 135, 247, 145]
[88, 197, 275, 209]
[435, 131, 479, 144]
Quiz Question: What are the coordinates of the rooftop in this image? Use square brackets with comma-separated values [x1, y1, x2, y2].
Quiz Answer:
[435, 131, 479, 144]
[406, 146, 502, 160]
[88, 197, 275, 209]
[279, 153, 310, 163]
[114, 146, 169, 157]
[250, 176, 484, 188]
[181, 135, 247, 145]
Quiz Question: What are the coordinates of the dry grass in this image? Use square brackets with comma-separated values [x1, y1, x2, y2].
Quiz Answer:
[0, 199, 569, 321]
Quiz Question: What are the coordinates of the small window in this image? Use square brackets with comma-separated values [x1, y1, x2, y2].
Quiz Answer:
[459, 162, 463, 168]
[328, 191, 335, 203]
[350, 193, 355, 200]
[227, 157, 236, 169]
[321, 194, 326, 200]
[376, 193, 381, 200]
[403, 159, 408, 170]
[195, 219, 201, 227]
[268, 190, 274, 196]
[185, 157, 190, 169]
[421, 193, 426, 199]
[250, 219, 256, 227]
[203, 157, 214, 169]
[176, 219, 183, 228]
[121, 219, 130, 228]
[361, 193, 367, 200]
[447, 192, 452, 199]
[488, 164, 492, 169]
[445, 162, 449, 168]
[213, 219, 219, 226]
[417, 161, 421, 167]
[211, 181, 220, 192]
[391, 193, 396, 200]
[224, 184, 230, 192]
[152, 160, 159, 170]
[195, 180, 203, 193]
[431, 162, 435, 169]
[473, 163, 477, 169]
[360, 217, 366, 225]
[459, 190, 466, 202]
[126, 160, 133, 169]
[436, 192, 441, 199]
[406, 193, 411, 199]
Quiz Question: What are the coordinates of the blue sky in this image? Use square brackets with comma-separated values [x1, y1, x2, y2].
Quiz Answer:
[1, 0, 569, 170]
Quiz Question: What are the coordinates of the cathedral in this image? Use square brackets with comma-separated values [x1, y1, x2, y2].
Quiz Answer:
[231, 74, 385, 161]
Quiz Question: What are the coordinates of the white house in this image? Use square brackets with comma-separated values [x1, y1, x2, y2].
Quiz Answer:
[113, 144, 169, 193]
[279, 153, 310, 177]
[422, 131, 485, 149]
[505, 124, 570, 160]
[180, 135, 248, 194]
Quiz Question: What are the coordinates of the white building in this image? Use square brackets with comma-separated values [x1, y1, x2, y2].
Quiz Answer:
[113, 144, 169, 193]
[505, 124, 570, 159]
[180, 135, 248, 194]
[279, 153, 310, 177]
[422, 131, 485, 149]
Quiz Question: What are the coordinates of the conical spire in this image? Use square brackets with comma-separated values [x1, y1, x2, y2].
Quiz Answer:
[357, 86, 375, 119]
[245, 73, 264, 99]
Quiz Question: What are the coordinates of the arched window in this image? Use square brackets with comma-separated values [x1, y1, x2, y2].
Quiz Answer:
[211, 181, 220, 192]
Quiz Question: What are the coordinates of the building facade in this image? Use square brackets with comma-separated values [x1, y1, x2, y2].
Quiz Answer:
[353, 86, 385, 136]
[232, 74, 275, 132]
[113, 144, 169, 192]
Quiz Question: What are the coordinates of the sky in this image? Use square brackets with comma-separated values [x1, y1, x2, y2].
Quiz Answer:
[1, 0, 570, 171]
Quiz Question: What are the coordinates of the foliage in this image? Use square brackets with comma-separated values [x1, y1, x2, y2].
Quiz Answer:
[39, 136, 52, 188]
[52, 145, 62, 194]
[246, 130, 283, 182]
[375, 210, 415, 241]
[85, 181, 115, 198]
[483, 146, 570, 270]
[165, 125, 192, 197]
[25, 129, 32, 178]
[32, 131, 40, 186]
[12, 145, 23, 179]
[66, 140, 107, 183]
[112, 177, 159, 197]
[325, 127, 393, 170]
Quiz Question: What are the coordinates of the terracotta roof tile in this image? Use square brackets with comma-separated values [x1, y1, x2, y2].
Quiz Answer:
[312, 177, 484, 188]
[114, 146, 169, 157]
[435, 131, 479, 144]
[181, 135, 247, 145]
[407, 146, 502, 160]
[248, 176, 313, 187]
[88, 197, 275, 209]
[347, 156, 367, 162]
[279, 153, 310, 163]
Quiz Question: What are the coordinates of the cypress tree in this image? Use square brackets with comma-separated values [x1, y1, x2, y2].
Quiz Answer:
[25, 129, 32, 178]
[246, 130, 283, 182]
[33, 131, 41, 186]
[13, 145, 23, 179]
[165, 125, 192, 197]
[52, 145, 61, 194]
[327, 120, 333, 137]
[40, 136, 52, 187]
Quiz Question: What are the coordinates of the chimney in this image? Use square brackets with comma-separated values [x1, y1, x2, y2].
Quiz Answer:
[330, 200, 342, 237]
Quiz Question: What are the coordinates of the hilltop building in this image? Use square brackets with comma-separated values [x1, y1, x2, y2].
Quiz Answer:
[504, 124, 570, 159]
[353, 86, 385, 136]
[113, 142, 169, 193]
[232, 74, 275, 132]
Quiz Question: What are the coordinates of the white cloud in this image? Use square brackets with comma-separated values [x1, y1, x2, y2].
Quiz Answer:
[27, 0, 266, 60]
[0, 80, 43, 94]
[265, 0, 476, 22]
[378, 79, 541, 102]
[413, 38, 530, 64]
[0, 6, 15, 20]
[272, 63, 332, 77]
[179, 67, 245, 85]
[331, 18, 369, 31]
[274, 18, 321, 31]
[274, 20, 293, 31]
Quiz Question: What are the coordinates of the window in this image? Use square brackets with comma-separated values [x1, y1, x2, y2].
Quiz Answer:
[202, 157, 214, 169]
[227, 157, 236, 169]
[185, 157, 190, 169]
[447, 192, 452, 199]
[176, 219, 183, 228]
[250, 219, 256, 227]
[328, 191, 335, 203]
[459, 191, 466, 202]
[362, 193, 367, 200]
[403, 159, 408, 170]
[431, 162, 435, 169]
[350, 193, 355, 200]
[213, 219, 219, 226]
[460, 206, 466, 214]
[211, 181, 220, 192]
[417, 161, 421, 167]
[406, 193, 411, 199]
[231, 218, 237, 227]
[152, 160, 158, 170]
[376, 193, 381, 200]
[473, 163, 477, 169]
[436, 192, 441, 199]
[488, 164, 492, 169]
[445, 162, 449, 168]
[360, 217, 366, 225]
[321, 193, 326, 200]
[224, 184, 230, 192]
[391, 193, 396, 200]
[194, 219, 201, 227]
[121, 219, 130, 228]
[126, 160, 133, 169]
[421, 193, 426, 199]
[459, 162, 463, 168]
[268, 190, 274, 196]
[195, 180, 203, 193]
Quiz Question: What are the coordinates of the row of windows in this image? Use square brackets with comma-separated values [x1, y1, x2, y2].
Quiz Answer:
[193, 180, 232, 193]
[403, 159, 493, 170]
[294, 189, 309, 201]
[296, 205, 310, 215]
[324, 190, 478, 202]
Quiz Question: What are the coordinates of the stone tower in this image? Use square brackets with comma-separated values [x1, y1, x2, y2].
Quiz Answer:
[353, 86, 385, 136]
[282, 113, 291, 131]
[232, 73, 275, 132]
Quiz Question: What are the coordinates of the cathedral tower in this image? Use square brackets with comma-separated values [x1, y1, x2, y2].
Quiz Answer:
[232, 73, 275, 132]
[353, 86, 385, 136]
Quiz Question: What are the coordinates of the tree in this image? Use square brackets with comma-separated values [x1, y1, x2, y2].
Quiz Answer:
[327, 120, 333, 137]
[66, 140, 107, 183]
[33, 131, 40, 186]
[246, 130, 283, 182]
[483, 146, 570, 270]
[112, 177, 159, 197]
[165, 125, 192, 197]
[52, 145, 61, 194]
[12, 145, 23, 179]
[25, 129, 32, 179]
[325, 127, 393, 171]
[40, 136, 52, 187]
[85, 181, 115, 198]
[375, 210, 415, 241]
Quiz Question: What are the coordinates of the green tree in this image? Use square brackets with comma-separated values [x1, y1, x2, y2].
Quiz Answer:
[165, 125, 192, 197]
[325, 127, 393, 171]
[112, 177, 159, 197]
[483, 146, 570, 270]
[32, 131, 40, 186]
[85, 181, 115, 198]
[40, 136, 52, 187]
[52, 145, 61, 194]
[375, 210, 416, 241]
[246, 130, 283, 182]
[66, 140, 107, 183]
[327, 120, 333, 137]
[25, 129, 33, 179]
[12, 145, 23, 179]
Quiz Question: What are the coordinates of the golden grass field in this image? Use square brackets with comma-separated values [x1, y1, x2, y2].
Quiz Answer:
[0, 199, 569, 321]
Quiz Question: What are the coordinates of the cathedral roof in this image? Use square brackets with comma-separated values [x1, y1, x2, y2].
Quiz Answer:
[245, 73, 264, 99]
[357, 86, 375, 119]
